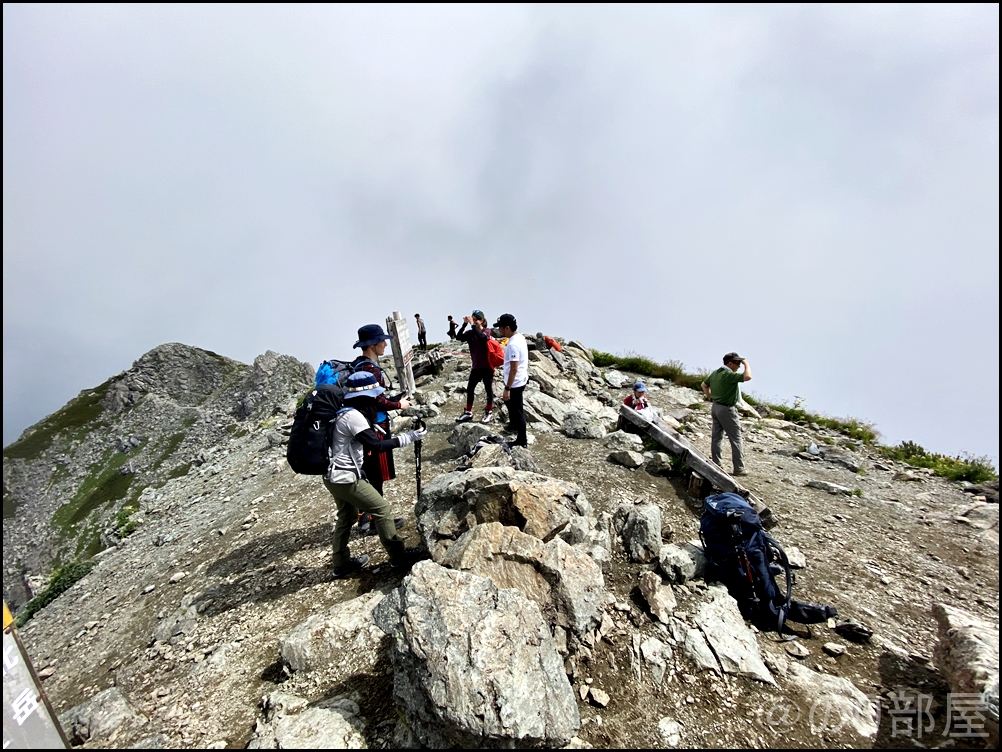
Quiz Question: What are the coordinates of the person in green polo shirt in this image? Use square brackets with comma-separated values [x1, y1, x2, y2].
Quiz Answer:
[701, 352, 753, 476]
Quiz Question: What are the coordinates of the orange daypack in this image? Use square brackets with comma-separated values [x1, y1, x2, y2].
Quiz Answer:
[486, 337, 505, 369]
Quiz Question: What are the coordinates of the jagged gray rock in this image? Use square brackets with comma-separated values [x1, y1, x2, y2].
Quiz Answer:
[603, 370, 628, 388]
[247, 692, 366, 749]
[683, 626, 719, 674]
[613, 503, 662, 562]
[510, 446, 542, 473]
[640, 636, 671, 685]
[933, 603, 999, 744]
[415, 390, 448, 406]
[415, 467, 597, 561]
[59, 687, 148, 746]
[447, 423, 495, 455]
[440, 522, 605, 645]
[153, 593, 200, 644]
[638, 570, 676, 622]
[373, 561, 580, 747]
[604, 430, 644, 452]
[807, 479, 853, 495]
[658, 542, 706, 584]
[526, 391, 571, 426]
[785, 663, 878, 738]
[280, 591, 387, 675]
[562, 411, 607, 439]
[608, 450, 646, 468]
[645, 451, 675, 476]
[693, 586, 775, 685]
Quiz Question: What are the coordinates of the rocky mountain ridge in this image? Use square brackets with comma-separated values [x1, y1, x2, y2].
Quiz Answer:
[3, 338, 998, 749]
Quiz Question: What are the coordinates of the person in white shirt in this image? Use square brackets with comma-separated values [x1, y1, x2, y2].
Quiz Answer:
[494, 313, 529, 447]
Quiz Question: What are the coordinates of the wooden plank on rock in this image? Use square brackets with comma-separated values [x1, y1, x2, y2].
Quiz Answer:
[619, 405, 775, 527]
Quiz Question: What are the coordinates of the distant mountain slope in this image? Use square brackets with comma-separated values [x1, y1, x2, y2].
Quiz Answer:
[2, 343, 313, 609]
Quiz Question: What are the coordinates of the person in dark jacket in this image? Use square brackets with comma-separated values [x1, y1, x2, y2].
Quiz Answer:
[325, 371, 427, 578]
[447, 315, 458, 340]
[415, 313, 427, 351]
[454, 309, 495, 423]
[350, 324, 411, 533]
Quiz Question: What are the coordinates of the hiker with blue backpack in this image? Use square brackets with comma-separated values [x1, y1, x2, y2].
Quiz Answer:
[324, 371, 427, 578]
[349, 324, 411, 533]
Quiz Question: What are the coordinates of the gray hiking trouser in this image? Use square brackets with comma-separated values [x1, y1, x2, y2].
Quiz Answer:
[711, 402, 745, 474]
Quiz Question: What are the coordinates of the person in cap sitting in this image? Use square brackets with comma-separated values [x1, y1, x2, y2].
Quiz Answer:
[454, 310, 496, 424]
[326, 371, 428, 578]
[617, 381, 655, 432]
[701, 352, 752, 476]
[625, 382, 654, 417]
[350, 324, 411, 534]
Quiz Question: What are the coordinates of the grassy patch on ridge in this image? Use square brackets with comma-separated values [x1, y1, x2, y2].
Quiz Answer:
[3, 380, 112, 461]
[590, 346, 995, 481]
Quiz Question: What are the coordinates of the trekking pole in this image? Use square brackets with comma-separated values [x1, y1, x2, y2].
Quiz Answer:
[413, 417, 425, 503]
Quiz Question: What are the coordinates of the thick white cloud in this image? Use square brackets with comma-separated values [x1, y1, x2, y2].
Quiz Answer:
[4, 5, 998, 462]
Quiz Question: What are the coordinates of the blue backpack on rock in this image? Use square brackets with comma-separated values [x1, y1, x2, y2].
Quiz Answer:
[700, 492, 836, 633]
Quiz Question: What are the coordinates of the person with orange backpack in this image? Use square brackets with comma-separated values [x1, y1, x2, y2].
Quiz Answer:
[455, 309, 498, 424]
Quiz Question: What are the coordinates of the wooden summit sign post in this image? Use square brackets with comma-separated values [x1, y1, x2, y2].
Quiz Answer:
[385, 311, 416, 396]
[618, 405, 775, 527]
[3, 602, 67, 749]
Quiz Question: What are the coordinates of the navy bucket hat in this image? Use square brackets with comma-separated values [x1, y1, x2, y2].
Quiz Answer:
[353, 324, 393, 349]
[343, 371, 386, 400]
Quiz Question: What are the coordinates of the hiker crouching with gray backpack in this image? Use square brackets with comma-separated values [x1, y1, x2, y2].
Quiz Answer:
[326, 371, 427, 578]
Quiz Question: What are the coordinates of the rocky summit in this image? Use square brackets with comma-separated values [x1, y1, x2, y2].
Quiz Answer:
[2, 338, 998, 749]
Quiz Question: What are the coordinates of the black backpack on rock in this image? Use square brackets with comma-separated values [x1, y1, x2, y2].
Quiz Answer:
[286, 384, 347, 475]
[699, 492, 837, 633]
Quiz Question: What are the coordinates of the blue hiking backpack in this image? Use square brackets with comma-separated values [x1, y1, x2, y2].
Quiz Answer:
[700, 492, 836, 633]
[286, 357, 352, 476]
[315, 359, 352, 387]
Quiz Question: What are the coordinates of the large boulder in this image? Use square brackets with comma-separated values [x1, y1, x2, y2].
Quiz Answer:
[415, 468, 598, 561]
[609, 450, 645, 469]
[525, 391, 571, 427]
[448, 423, 496, 456]
[373, 562, 580, 748]
[466, 442, 512, 469]
[441, 522, 605, 646]
[613, 504, 663, 563]
[659, 542, 706, 584]
[604, 370, 628, 388]
[604, 431, 644, 452]
[663, 386, 704, 407]
[280, 591, 387, 675]
[933, 603, 999, 744]
[693, 586, 775, 684]
[247, 692, 366, 749]
[59, 688, 148, 747]
[785, 663, 878, 739]
[562, 411, 607, 439]
[152, 593, 200, 644]
[638, 570, 676, 623]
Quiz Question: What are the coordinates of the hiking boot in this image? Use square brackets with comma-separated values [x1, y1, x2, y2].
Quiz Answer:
[332, 555, 370, 579]
[390, 547, 430, 573]
[456, 410, 474, 423]
[733, 469, 749, 477]
[481, 409, 494, 424]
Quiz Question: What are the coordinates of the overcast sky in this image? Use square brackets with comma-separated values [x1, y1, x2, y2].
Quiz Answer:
[4, 4, 999, 464]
